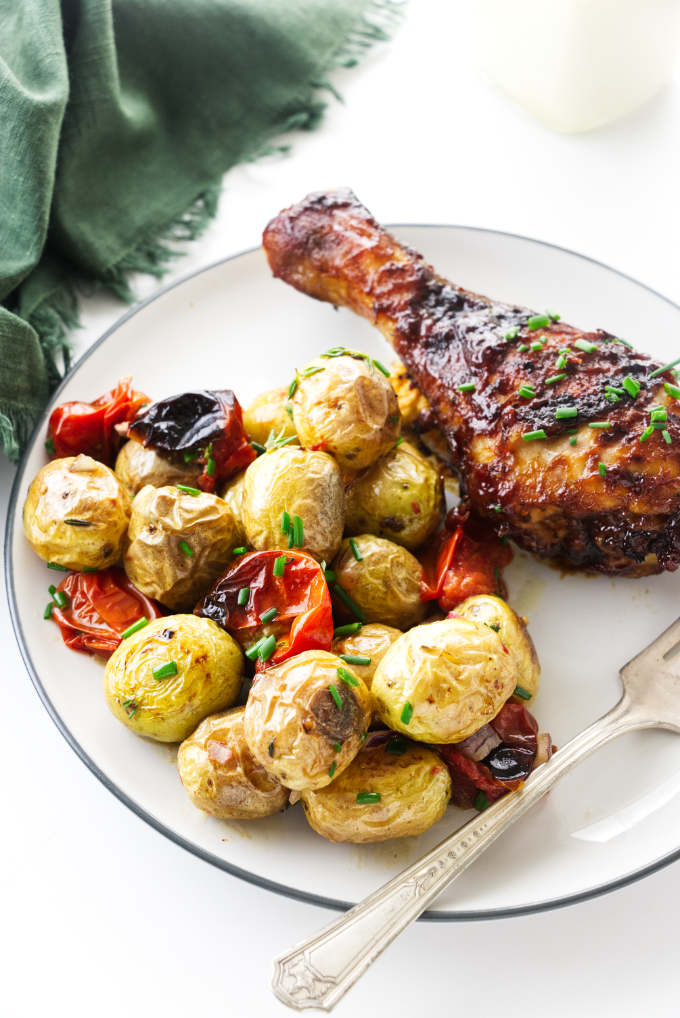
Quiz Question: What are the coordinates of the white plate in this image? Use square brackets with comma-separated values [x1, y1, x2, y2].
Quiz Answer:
[7, 225, 680, 919]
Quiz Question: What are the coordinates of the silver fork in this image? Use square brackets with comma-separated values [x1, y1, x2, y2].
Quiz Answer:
[272, 616, 680, 1011]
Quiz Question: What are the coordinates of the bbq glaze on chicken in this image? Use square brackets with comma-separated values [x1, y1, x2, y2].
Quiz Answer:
[263, 189, 680, 576]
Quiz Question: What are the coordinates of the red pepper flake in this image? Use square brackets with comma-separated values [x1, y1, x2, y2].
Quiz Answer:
[411, 501, 421, 515]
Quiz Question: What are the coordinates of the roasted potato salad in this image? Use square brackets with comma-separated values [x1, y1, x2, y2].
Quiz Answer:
[23, 455, 130, 570]
[301, 741, 451, 843]
[332, 535, 426, 629]
[371, 618, 518, 743]
[292, 353, 400, 472]
[124, 485, 239, 611]
[177, 707, 289, 818]
[456, 594, 541, 701]
[242, 447, 343, 562]
[114, 440, 202, 496]
[332, 622, 402, 689]
[344, 440, 443, 549]
[243, 650, 372, 791]
[104, 615, 243, 742]
[243, 387, 297, 446]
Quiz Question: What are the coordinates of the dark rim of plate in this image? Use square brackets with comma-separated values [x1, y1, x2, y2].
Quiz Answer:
[6, 224, 680, 921]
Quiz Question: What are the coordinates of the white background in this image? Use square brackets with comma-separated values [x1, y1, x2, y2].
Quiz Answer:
[4, 2, 680, 1015]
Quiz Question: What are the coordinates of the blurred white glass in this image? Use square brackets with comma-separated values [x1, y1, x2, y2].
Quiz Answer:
[471, 0, 680, 132]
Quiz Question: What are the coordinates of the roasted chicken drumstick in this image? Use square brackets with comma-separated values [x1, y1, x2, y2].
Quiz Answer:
[263, 189, 680, 577]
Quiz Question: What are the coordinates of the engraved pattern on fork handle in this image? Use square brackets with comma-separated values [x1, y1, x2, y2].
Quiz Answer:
[272, 695, 643, 1012]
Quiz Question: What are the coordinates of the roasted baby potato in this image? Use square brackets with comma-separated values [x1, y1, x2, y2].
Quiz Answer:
[23, 455, 130, 570]
[371, 618, 518, 743]
[331, 622, 402, 688]
[220, 471, 247, 546]
[177, 707, 289, 818]
[455, 594, 541, 700]
[344, 440, 443, 549]
[104, 614, 243, 742]
[332, 535, 426, 629]
[124, 485, 239, 610]
[389, 363, 430, 427]
[292, 353, 400, 472]
[114, 440, 202, 496]
[243, 387, 297, 446]
[243, 650, 372, 791]
[242, 447, 343, 563]
[301, 741, 451, 843]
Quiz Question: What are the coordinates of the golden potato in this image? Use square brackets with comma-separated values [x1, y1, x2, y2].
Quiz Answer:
[177, 707, 288, 818]
[104, 615, 243, 742]
[124, 485, 239, 610]
[243, 387, 297, 446]
[371, 618, 517, 743]
[332, 535, 426, 630]
[242, 447, 343, 563]
[455, 594, 540, 700]
[23, 455, 130, 570]
[114, 440, 202, 497]
[332, 623, 402, 688]
[389, 363, 430, 427]
[301, 742, 451, 843]
[344, 440, 443, 549]
[243, 650, 372, 791]
[292, 353, 400, 472]
[220, 471, 247, 545]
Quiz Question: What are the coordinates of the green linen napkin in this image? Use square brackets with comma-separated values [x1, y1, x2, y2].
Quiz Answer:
[0, 0, 400, 461]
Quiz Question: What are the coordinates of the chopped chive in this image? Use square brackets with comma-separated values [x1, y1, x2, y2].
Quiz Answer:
[83, 567, 100, 573]
[651, 408, 668, 423]
[45, 437, 55, 455]
[613, 336, 634, 349]
[152, 661, 178, 681]
[474, 791, 490, 812]
[640, 425, 654, 442]
[299, 365, 324, 378]
[176, 484, 201, 496]
[492, 504, 502, 514]
[48, 584, 56, 596]
[514, 684, 532, 700]
[258, 634, 277, 662]
[281, 510, 290, 534]
[328, 761, 337, 778]
[605, 392, 620, 403]
[400, 700, 413, 725]
[337, 666, 360, 688]
[623, 376, 641, 398]
[333, 622, 362, 638]
[43, 601, 53, 620]
[260, 607, 278, 624]
[505, 326, 519, 340]
[288, 377, 298, 398]
[649, 357, 680, 380]
[588, 421, 610, 429]
[122, 698, 139, 719]
[457, 383, 475, 393]
[574, 338, 599, 354]
[545, 373, 566, 386]
[63, 518, 92, 527]
[386, 735, 408, 755]
[555, 406, 578, 420]
[555, 354, 568, 370]
[329, 683, 343, 710]
[237, 587, 250, 607]
[285, 403, 294, 421]
[292, 514, 304, 547]
[372, 359, 390, 377]
[530, 341, 544, 352]
[569, 437, 577, 446]
[333, 584, 366, 622]
[205, 457, 216, 477]
[179, 540, 194, 557]
[183, 449, 199, 463]
[47, 562, 68, 572]
[517, 344, 529, 352]
[273, 555, 286, 577]
[121, 617, 149, 640]
[663, 429, 672, 444]
[232, 546, 247, 555]
[323, 568, 337, 584]
[522, 429, 547, 441]
[356, 791, 381, 804]
[288, 529, 294, 549]
[339, 654, 371, 666]
[518, 385, 536, 399]
[528, 314, 550, 331]
[245, 638, 267, 661]
[360, 732, 367, 742]
[395, 436, 404, 447]
[547, 311, 561, 322]
[665, 382, 680, 399]
[49, 588, 69, 609]
[251, 441, 266, 455]
[598, 462, 607, 477]
[333, 742, 342, 753]
[349, 538, 362, 561]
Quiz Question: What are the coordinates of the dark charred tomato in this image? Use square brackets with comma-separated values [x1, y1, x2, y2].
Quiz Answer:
[439, 703, 539, 809]
[420, 515, 513, 612]
[196, 550, 333, 666]
[50, 567, 163, 657]
[47, 377, 149, 465]
[128, 390, 255, 492]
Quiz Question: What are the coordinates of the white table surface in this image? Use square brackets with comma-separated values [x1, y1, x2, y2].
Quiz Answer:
[4, 2, 680, 1015]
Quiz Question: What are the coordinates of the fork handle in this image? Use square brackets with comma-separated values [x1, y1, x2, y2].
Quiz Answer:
[272, 694, 643, 1011]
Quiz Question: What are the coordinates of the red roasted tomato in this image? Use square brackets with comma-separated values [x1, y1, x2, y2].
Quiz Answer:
[47, 377, 148, 465]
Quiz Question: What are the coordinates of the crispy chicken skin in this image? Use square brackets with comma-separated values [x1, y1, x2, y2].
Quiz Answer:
[263, 189, 680, 576]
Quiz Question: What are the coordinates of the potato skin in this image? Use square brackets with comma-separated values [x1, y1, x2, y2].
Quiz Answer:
[332, 535, 426, 630]
[177, 707, 288, 818]
[124, 485, 239, 610]
[455, 594, 540, 700]
[220, 471, 247, 546]
[332, 623, 402, 689]
[389, 363, 430, 427]
[23, 455, 130, 570]
[344, 440, 443, 549]
[292, 354, 400, 472]
[243, 387, 297, 446]
[301, 742, 451, 843]
[243, 650, 372, 791]
[371, 618, 517, 743]
[114, 440, 201, 497]
[242, 447, 343, 563]
[104, 615, 243, 742]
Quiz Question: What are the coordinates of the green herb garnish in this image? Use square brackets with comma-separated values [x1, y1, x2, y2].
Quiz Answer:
[514, 685, 532, 700]
[152, 661, 178, 681]
[329, 683, 343, 710]
[356, 791, 381, 804]
[292, 514, 304, 547]
[339, 654, 371, 666]
[273, 555, 287, 577]
[474, 791, 489, 812]
[649, 357, 680, 380]
[260, 607, 278, 624]
[176, 484, 201, 497]
[518, 385, 536, 399]
[47, 562, 68, 572]
[522, 429, 547, 442]
[237, 587, 250, 607]
[555, 406, 578, 420]
[598, 462, 607, 477]
[574, 338, 598, 354]
[528, 314, 550, 331]
[372, 359, 390, 377]
[545, 373, 566, 386]
[328, 761, 337, 778]
[258, 634, 277, 662]
[179, 540, 194, 557]
[400, 700, 413, 725]
[337, 666, 360, 687]
[121, 617, 149, 640]
[281, 510, 290, 535]
[333, 584, 366, 622]
[333, 622, 363, 638]
[623, 376, 641, 398]
[457, 383, 475, 393]
[349, 538, 362, 561]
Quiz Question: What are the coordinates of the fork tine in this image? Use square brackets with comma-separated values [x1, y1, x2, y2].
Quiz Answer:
[621, 616, 680, 672]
